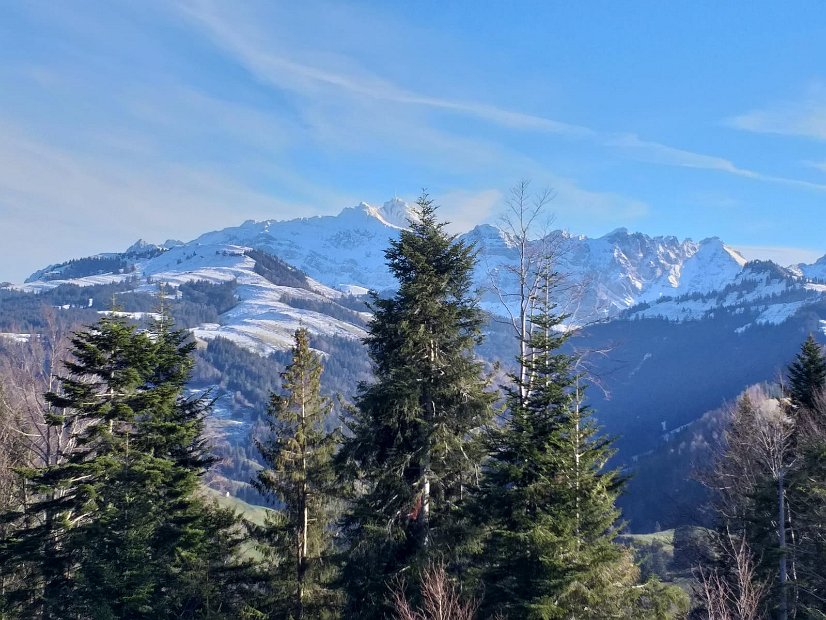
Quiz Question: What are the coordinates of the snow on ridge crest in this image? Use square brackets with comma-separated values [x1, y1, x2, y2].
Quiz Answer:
[379, 197, 418, 228]
[20, 198, 826, 333]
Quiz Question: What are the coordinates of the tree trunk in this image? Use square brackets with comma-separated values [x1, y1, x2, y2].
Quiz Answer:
[297, 382, 307, 620]
[778, 470, 788, 620]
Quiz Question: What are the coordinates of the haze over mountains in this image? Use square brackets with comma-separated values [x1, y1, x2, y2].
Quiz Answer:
[6, 198, 826, 531]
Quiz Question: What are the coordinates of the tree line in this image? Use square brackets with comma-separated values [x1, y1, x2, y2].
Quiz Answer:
[1, 191, 823, 618]
[696, 334, 826, 619]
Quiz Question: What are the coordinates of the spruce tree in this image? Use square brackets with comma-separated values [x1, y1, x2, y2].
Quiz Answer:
[472, 267, 687, 618]
[252, 327, 339, 619]
[336, 194, 495, 618]
[0, 314, 254, 619]
[0, 315, 158, 618]
[787, 334, 826, 412]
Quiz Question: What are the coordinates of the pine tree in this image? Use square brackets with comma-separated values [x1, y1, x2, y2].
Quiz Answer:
[787, 334, 826, 412]
[336, 194, 495, 618]
[252, 328, 339, 619]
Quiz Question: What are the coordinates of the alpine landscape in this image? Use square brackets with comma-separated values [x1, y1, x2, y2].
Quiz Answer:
[2, 2, 826, 619]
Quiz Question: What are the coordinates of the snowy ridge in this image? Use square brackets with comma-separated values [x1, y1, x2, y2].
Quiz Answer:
[16, 198, 826, 354]
[802, 254, 826, 282]
[627, 261, 817, 329]
[137, 243, 365, 355]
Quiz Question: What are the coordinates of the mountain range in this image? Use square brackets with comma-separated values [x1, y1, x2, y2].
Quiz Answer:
[5, 198, 826, 531]
[20, 198, 826, 327]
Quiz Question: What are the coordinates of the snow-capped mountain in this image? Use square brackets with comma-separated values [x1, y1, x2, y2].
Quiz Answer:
[801, 254, 826, 282]
[189, 199, 416, 294]
[14, 196, 826, 350]
[7, 198, 826, 532]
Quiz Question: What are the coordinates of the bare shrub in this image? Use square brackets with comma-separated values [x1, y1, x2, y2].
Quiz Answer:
[391, 562, 477, 620]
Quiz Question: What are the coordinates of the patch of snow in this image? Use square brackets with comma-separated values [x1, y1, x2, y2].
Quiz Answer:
[97, 311, 162, 321]
[0, 332, 33, 343]
[15, 273, 136, 293]
[755, 302, 807, 326]
[339, 284, 370, 296]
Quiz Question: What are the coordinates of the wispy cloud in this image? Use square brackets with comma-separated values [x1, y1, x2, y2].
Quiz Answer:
[604, 133, 758, 177]
[175, 0, 594, 138]
[176, 0, 826, 194]
[606, 132, 826, 191]
[803, 160, 826, 173]
[0, 124, 325, 281]
[728, 85, 826, 141]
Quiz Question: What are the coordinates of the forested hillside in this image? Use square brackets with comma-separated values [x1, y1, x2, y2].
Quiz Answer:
[3, 198, 826, 617]
[0, 200, 698, 618]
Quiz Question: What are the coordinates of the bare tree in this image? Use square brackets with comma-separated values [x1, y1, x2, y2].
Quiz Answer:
[709, 386, 797, 620]
[0, 311, 76, 612]
[391, 562, 478, 620]
[485, 180, 560, 405]
[0, 309, 74, 472]
[695, 532, 770, 620]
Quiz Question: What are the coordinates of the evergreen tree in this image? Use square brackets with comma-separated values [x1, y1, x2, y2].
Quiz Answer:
[252, 327, 339, 619]
[0, 315, 157, 617]
[336, 194, 495, 618]
[472, 266, 687, 618]
[787, 334, 826, 412]
[0, 314, 255, 619]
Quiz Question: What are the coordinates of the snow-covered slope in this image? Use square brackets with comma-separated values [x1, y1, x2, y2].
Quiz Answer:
[16, 197, 826, 354]
[801, 254, 826, 282]
[190, 199, 416, 292]
[140, 243, 365, 355]
[627, 260, 814, 328]
[469, 227, 748, 320]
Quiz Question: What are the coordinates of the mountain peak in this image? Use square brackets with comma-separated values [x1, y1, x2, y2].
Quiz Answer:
[125, 239, 154, 254]
[698, 237, 747, 267]
[337, 199, 417, 229]
[602, 227, 630, 239]
[379, 197, 417, 228]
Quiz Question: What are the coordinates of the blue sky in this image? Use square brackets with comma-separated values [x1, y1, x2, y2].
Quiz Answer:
[2, 1, 826, 282]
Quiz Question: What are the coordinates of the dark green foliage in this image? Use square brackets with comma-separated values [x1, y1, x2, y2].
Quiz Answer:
[192, 334, 371, 508]
[0, 281, 145, 331]
[246, 249, 311, 290]
[786, 443, 826, 616]
[280, 294, 367, 328]
[170, 279, 239, 328]
[671, 526, 714, 573]
[178, 279, 238, 315]
[633, 540, 671, 582]
[302, 333, 372, 406]
[705, 385, 811, 618]
[0, 314, 256, 619]
[331, 294, 370, 313]
[26, 255, 136, 283]
[472, 281, 633, 618]
[252, 328, 339, 618]
[787, 334, 826, 412]
[194, 336, 283, 412]
[0, 279, 237, 333]
[336, 195, 495, 618]
[470, 258, 689, 618]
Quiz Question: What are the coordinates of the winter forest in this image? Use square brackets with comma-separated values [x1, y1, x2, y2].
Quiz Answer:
[2, 193, 826, 620]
